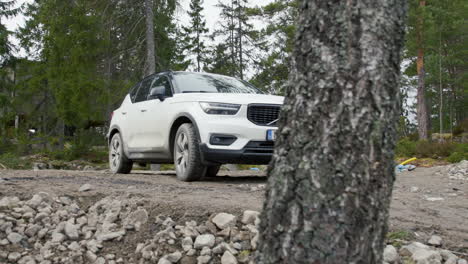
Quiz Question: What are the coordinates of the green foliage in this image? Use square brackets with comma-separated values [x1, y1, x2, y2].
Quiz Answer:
[396, 138, 467, 162]
[45, 130, 105, 161]
[0, 152, 31, 170]
[415, 141, 455, 158]
[447, 152, 467, 163]
[249, 0, 298, 94]
[395, 139, 417, 157]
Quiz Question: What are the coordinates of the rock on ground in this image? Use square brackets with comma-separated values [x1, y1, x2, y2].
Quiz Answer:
[194, 234, 215, 249]
[212, 213, 236, 229]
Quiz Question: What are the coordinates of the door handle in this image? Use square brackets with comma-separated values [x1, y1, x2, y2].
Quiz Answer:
[140, 109, 147, 113]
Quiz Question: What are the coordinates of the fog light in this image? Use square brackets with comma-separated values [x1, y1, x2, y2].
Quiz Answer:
[210, 134, 237, 146]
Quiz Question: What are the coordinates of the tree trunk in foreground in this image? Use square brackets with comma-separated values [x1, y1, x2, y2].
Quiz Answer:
[144, 0, 156, 76]
[257, 1, 407, 263]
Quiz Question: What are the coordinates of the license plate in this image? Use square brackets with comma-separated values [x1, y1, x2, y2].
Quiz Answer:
[266, 130, 276, 141]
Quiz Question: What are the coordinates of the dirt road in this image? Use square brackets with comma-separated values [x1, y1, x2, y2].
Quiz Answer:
[1, 165, 467, 251]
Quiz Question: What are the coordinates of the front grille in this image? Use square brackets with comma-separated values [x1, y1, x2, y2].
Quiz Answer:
[247, 104, 281, 126]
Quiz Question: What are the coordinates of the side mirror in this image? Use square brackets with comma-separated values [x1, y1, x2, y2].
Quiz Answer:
[149, 86, 166, 101]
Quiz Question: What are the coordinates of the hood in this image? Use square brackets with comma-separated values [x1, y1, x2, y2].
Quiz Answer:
[171, 93, 284, 105]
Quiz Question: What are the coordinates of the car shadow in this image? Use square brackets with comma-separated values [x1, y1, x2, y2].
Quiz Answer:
[138, 170, 267, 184]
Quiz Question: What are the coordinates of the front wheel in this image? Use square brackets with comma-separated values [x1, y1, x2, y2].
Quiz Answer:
[174, 123, 206, 181]
[109, 133, 133, 174]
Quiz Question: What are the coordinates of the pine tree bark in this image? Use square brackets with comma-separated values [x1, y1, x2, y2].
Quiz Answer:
[145, 0, 156, 76]
[416, 0, 429, 140]
[257, 0, 406, 263]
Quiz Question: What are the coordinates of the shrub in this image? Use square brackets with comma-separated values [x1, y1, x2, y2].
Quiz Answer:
[414, 140, 455, 158]
[0, 153, 30, 169]
[447, 152, 467, 163]
[395, 138, 417, 157]
[395, 139, 467, 160]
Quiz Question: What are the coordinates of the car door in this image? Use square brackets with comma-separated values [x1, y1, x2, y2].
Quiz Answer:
[126, 76, 156, 150]
[136, 75, 174, 151]
[119, 82, 141, 146]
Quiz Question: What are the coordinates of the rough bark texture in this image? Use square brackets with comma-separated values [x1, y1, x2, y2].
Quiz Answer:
[416, 0, 429, 140]
[257, 1, 406, 263]
[144, 0, 156, 76]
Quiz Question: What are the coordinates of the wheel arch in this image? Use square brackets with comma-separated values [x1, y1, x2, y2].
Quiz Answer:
[108, 126, 122, 145]
[169, 113, 201, 156]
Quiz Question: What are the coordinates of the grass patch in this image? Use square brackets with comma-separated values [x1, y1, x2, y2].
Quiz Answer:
[387, 230, 413, 241]
[386, 230, 413, 248]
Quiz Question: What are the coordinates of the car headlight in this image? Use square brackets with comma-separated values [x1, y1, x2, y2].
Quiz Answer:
[199, 102, 241, 115]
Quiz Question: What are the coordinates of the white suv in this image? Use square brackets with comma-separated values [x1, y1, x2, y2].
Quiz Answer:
[107, 71, 284, 181]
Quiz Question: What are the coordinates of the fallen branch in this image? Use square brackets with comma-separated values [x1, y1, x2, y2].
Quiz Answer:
[0, 163, 7, 170]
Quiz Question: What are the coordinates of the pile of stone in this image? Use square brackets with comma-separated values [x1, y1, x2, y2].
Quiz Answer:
[0, 192, 261, 264]
[440, 160, 468, 181]
[0, 192, 148, 264]
[1, 192, 465, 264]
[383, 237, 467, 264]
[133, 211, 260, 264]
[32, 162, 97, 171]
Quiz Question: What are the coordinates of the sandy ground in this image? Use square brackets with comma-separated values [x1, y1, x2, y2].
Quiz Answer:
[0, 166, 467, 252]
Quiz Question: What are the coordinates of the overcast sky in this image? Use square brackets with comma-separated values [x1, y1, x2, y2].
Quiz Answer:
[5, 0, 273, 57]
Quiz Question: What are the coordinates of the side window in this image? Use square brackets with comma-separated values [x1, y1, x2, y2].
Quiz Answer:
[151, 76, 173, 97]
[129, 82, 141, 103]
[135, 77, 155, 103]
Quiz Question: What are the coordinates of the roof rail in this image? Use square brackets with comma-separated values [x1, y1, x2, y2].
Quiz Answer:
[142, 70, 173, 79]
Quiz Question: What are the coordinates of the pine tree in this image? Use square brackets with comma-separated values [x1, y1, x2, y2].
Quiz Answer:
[182, 0, 208, 72]
[405, 0, 467, 136]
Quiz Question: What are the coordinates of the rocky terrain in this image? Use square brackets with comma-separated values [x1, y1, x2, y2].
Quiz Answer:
[0, 161, 466, 264]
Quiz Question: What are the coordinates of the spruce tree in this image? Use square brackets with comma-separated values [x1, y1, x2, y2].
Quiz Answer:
[249, 0, 297, 94]
[214, 0, 256, 79]
[0, 0, 19, 138]
[182, 0, 208, 72]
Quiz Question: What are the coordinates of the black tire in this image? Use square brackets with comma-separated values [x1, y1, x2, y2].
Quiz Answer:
[173, 123, 206, 181]
[205, 165, 221, 177]
[109, 133, 133, 174]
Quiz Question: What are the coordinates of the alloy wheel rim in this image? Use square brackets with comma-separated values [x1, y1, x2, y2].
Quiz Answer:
[110, 137, 121, 171]
[175, 132, 189, 175]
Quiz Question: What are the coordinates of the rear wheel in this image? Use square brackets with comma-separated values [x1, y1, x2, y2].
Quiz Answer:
[205, 165, 221, 177]
[109, 133, 133, 174]
[174, 123, 206, 181]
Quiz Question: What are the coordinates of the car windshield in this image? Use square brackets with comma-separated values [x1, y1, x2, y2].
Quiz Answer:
[172, 72, 264, 94]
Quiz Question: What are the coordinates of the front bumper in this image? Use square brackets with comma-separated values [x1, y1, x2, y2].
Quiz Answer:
[199, 141, 274, 165]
